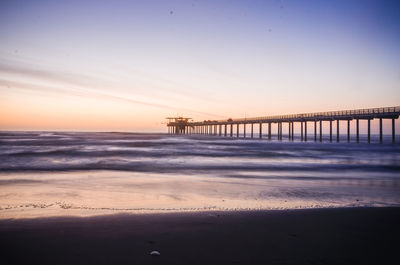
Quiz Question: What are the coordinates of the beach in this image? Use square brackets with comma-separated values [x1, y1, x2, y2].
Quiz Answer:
[1, 207, 399, 265]
[1, 132, 399, 264]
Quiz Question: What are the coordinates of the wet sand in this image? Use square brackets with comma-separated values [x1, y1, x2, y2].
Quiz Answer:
[0, 207, 399, 265]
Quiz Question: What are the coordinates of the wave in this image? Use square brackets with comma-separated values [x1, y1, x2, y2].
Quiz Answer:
[0, 132, 399, 175]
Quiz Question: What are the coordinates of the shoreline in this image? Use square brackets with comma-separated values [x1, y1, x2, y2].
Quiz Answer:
[1, 207, 399, 264]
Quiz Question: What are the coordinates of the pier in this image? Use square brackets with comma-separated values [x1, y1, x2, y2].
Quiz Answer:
[167, 106, 400, 143]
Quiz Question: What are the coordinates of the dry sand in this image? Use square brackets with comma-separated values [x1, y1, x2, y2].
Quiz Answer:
[0, 207, 399, 265]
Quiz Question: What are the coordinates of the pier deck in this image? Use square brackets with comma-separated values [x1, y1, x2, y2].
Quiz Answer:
[167, 106, 400, 143]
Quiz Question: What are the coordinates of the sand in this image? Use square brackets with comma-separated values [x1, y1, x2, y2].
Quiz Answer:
[0, 207, 399, 265]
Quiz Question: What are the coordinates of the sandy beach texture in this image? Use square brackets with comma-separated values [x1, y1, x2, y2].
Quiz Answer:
[1, 207, 399, 265]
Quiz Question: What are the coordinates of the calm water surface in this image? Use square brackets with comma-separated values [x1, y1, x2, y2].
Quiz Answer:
[0, 131, 399, 218]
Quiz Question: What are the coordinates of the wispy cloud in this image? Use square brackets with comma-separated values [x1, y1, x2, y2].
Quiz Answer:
[0, 62, 226, 118]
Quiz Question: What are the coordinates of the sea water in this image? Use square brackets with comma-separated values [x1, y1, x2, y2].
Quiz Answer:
[0, 131, 399, 218]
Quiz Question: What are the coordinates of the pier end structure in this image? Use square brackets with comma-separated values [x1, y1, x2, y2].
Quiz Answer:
[166, 117, 194, 134]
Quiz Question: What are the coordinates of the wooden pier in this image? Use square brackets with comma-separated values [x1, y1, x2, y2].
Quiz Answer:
[167, 106, 400, 143]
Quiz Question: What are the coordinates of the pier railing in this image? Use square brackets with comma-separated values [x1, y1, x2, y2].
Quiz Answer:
[213, 106, 400, 123]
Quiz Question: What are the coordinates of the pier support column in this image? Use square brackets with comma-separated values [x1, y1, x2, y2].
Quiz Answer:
[251, 123, 254, 138]
[279, 123, 282, 140]
[320, 120, 322, 142]
[230, 124, 233, 137]
[277, 123, 280, 140]
[268, 123, 271, 140]
[305, 122, 307, 142]
[347, 120, 350, 142]
[356, 119, 359, 142]
[301, 122, 304, 141]
[224, 124, 227, 137]
[368, 119, 371, 143]
[329, 120, 332, 142]
[237, 124, 239, 138]
[337, 120, 340, 142]
[219, 124, 222, 136]
[259, 123, 262, 138]
[392, 118, 396, 143]
[292, 122, 294, 140]
[244, 124, 246, 138]
[379, 118, 383, 143]
[314, 121, 317, 141]
[289, 122, 291, 140]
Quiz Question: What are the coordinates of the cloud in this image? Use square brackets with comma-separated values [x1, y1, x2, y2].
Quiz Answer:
[0, 61, 226, 118]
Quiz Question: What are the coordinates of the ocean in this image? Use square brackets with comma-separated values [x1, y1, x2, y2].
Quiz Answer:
[0, 131, 399, 218]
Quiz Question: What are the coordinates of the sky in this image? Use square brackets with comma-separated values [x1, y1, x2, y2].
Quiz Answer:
[0, 0, 399, 132]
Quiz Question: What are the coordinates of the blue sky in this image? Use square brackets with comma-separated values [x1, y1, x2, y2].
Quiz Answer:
[0, 0, 399, 131]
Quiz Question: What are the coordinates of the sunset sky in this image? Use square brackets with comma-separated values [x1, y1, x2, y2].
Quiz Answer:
[1, 0, 399, 132]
